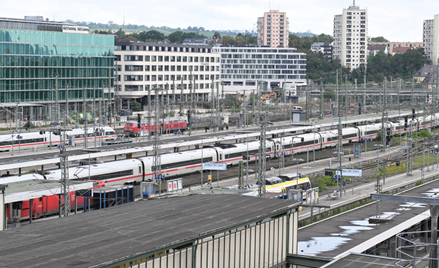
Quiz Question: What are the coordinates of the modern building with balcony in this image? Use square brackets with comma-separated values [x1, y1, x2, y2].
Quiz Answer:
[257, 10, 289, 48]
[333, 2, 368, 70]
[213, 46, 306, 94]
[0, 16, 114, 121]
[310, 42, 333, 59]
[115, 42, 220, 107]
[423, 14, 439, 65]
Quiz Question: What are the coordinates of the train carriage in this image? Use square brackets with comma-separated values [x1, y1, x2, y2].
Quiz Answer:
[43, 159, 143, 185]
[140, 148, 218, 178]
[124, 117, 187, 137]
[215, 141, 275, 167]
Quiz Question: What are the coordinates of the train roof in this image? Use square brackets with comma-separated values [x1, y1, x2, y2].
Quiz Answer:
[42, 159, 141, 180]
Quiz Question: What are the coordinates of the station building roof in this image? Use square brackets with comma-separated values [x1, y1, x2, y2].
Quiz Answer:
[0, 194, 299, 268]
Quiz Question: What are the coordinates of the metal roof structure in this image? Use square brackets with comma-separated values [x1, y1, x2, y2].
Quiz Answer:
[320, 253, 396, 268]
[0, 194, 299, 268]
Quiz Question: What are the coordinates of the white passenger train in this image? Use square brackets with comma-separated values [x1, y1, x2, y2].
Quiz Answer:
[0, 126, 117, 152]
[2, 113, 438, 185]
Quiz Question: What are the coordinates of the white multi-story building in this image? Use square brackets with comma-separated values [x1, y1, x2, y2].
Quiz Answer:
[213, 46, 306, 94]
[423, 14, 439, 65]
[257, 10, 289, 48]
[115, 42, 220, 106]
[333, 2, 368, 70]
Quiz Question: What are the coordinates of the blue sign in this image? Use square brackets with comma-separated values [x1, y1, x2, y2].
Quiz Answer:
[174, 132, 184, 135]
[57, 145, 64, 149]
[333, 175, 343, 180]
[155, 174, 166, 180]
[281, 152, 288, 156]
[430, 151, 438, 155]
[16, 135, 22, 140]
[360, 138, 373, 142]
[367, 139, 373, 142]
[50, 122, 59, 126]
[100, 129, 105, 132]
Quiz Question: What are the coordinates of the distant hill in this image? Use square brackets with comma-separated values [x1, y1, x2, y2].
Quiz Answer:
[65, 20, 252, 38]
[290, 32, 317, 37]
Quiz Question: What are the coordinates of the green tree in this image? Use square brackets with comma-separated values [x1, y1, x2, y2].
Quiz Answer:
[139, 30, 165, 42]
[168, 31, 184, 43]
[222, 35, 236, 46]
[132, 100, 142, 112]
[213, 31, 222, 39]
[370, 36, 389, 42]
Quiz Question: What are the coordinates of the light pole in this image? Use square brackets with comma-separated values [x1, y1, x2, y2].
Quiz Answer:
[292, 158, 304, 188]
[375, 144, 384, 185]
[201, 139, 204, 187]
[246, 135, 249, 186]
[333, 151, 345, 196]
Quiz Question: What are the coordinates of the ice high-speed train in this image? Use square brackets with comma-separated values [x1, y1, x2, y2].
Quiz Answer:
[0, 126, 117, 152]
[4, 113, 437, 186]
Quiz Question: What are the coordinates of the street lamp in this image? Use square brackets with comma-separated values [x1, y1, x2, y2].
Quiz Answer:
[292, 158, 304, 188]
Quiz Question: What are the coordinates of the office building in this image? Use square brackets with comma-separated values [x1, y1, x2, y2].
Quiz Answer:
[213, 46, 306, 94]
[423, 14, 439, 65]
[333, 2, 368, 70]
[257, 10, 289, 48]
[0, 16, 114, 121]
[115, 42, 220, 106]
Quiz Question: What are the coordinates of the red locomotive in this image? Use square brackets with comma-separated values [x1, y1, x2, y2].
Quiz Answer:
[124, 117, 187, 136]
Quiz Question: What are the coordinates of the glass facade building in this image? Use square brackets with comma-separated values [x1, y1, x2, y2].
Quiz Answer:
[0, 18, 114, 106]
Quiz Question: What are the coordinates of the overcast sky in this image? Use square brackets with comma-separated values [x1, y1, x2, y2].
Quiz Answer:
[2, 0, 438, 42]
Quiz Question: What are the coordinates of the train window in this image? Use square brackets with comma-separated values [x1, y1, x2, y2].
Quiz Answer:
[139, 166, 142, 173]
[154, 157, 213, 171]
[342, 134, 356, 139]
[86, 169, 134, 181]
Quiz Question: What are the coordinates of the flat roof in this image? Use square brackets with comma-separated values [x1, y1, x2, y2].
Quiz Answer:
[0, 194, 298, 268]
[5, 179, 93, 203]
[321, 253, 396, 268]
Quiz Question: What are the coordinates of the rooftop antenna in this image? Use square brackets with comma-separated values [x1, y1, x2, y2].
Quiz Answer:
[353, 0, 356, 6]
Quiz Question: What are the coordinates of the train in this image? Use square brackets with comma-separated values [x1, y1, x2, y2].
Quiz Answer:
[2, 113, 437, 222]
[0, 126, 117, 152]
[124, 118, 187, 137]
[5, 113, 438, 186]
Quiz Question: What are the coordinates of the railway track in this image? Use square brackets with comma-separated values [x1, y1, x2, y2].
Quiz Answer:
[173, 135, 438, 191]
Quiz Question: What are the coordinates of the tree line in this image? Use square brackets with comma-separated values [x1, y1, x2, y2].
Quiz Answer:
[291, 34, 431, 84]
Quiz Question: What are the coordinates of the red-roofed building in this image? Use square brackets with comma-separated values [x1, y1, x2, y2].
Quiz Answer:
[392, 46, 422, 54]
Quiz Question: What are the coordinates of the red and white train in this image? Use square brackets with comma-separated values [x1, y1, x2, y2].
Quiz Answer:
[0, 126, 117, 152]
[3, 113, 438, 222]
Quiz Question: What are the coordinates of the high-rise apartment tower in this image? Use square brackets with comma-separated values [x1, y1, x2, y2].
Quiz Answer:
[333, 2, 368, 70]
[257, 10, 289, 48]
[423, 14, 439, 65]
